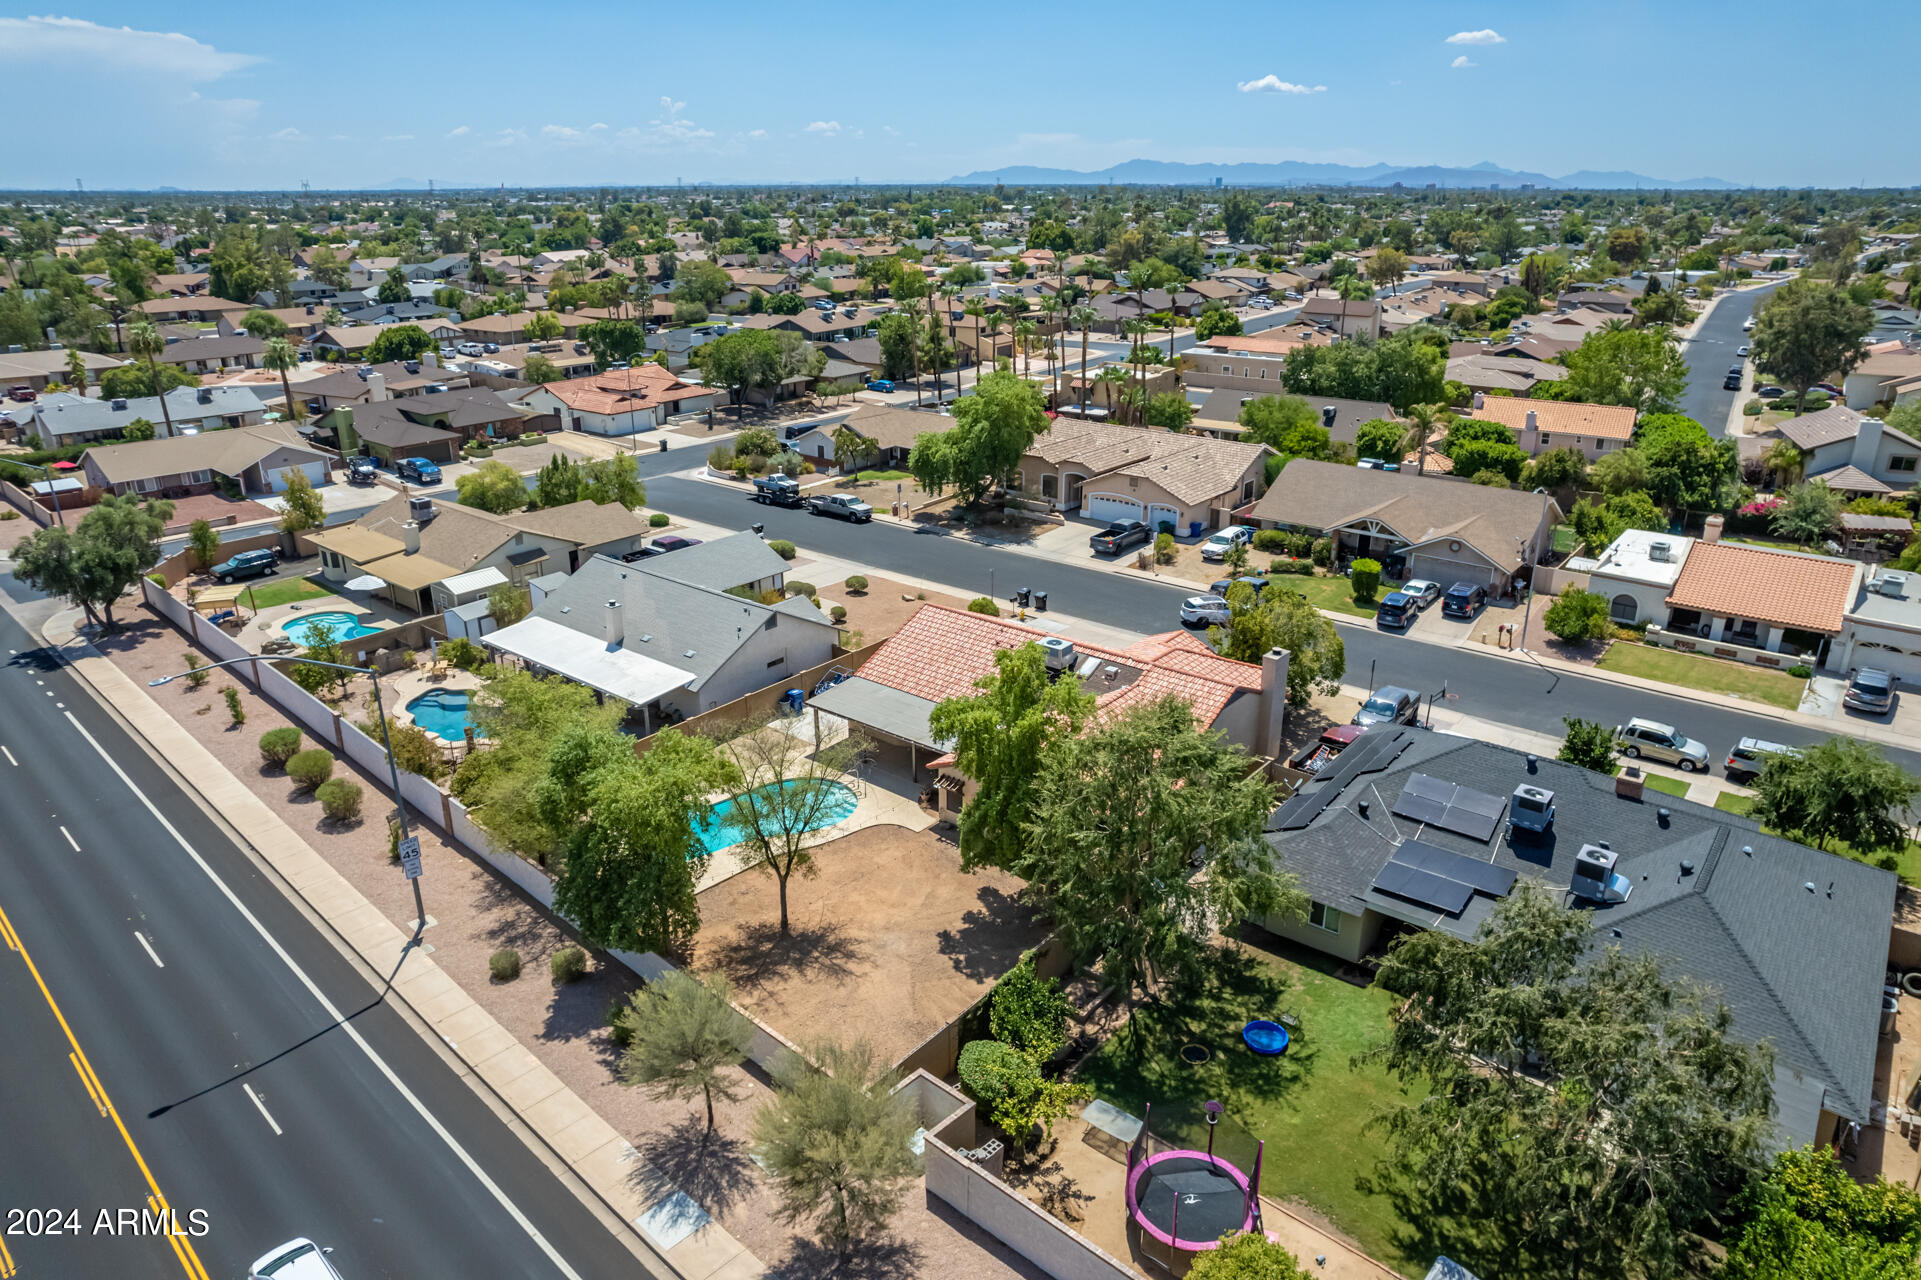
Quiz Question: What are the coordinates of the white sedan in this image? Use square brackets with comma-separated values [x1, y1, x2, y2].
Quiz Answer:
[1180, 596, 1231, 627]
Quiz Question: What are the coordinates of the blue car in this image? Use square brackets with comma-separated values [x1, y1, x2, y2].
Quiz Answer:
[396, 457, 442, 484]
[866, 378, 895, 393]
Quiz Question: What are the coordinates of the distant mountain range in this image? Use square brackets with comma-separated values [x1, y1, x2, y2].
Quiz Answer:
[946, 158, 1745, 190]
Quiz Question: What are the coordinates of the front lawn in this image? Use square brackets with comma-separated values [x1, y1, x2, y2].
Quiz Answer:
[1077, 934, 1425, 1274]
[1269, 571, 1395, 620]
[855, 469, 911, 482]
[1596, 642, 1804, 711]
[1618, 765, 1690, 797]
[235, 576, 340, 609]
[1715, 792, 1921, 884]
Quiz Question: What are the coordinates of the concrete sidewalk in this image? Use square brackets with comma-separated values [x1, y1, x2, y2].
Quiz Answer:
[43, 609, 763, 1280]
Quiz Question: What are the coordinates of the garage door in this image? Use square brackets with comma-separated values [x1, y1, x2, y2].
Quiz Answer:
[1409, 553, 1500, 591]
[1084, 493, 1144, 524]
[1850, 640, 1921, 686]
[1147, 503, 1181, 532]
[267, 461, 327, 493]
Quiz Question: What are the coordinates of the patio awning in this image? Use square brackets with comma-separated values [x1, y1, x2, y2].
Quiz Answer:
[483, 616, 696, 707]
[808, 677, 948, 752]
[437, 565, 509, 598]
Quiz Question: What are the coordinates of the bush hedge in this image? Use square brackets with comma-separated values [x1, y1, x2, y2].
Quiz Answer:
[786, 581, 817, 599]
[1268, 558, 1314, 576]
[648, 512, 669, 527]
[316, 777, 363, 822]
[830, 605, 847, 624]
[957, 1039, 1039, 1107]
[767, 539, 796, 560]
[968, 596, 1001, 617]
[286, 748, 335, 793]
[550, 946, 588, 984]
[844, 575, 869, 593]
[259, 727, 303, 767]
[1349, 558, 1383, 601]
[489, 949, 522, 981]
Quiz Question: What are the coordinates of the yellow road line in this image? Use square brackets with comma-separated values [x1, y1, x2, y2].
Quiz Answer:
[0, 910, 19, 951]
[70, 1050, 107, 1116]
[0, 899, 207, 1280]
[0, 1228, 17, 1277]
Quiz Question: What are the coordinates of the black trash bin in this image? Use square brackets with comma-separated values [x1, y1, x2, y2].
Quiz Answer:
[1017, 587, 1032, 608]
[659, 439, 668, 452]
[1034, 590, 1048, 612]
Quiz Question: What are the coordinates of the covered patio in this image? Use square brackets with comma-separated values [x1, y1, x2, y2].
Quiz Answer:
[805, 676, 959, 816]
[481, 614, 694, 732]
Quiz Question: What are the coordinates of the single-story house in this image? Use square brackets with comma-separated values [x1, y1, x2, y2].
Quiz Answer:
[1445, 352, 1568, 398]
[324, 401, 462, 465]
[519, 365, 723, 437]
[1842, 344, 1921, 411]
[374, 386, 527, 444]
[1831, 566, 1921, 686]
[0, 348, 125, 394]
[1660, 539, 1861, 662]
[630, 530, 791, 597]
[32, 386, 270, 445]
[1582, 529, 1695, 626]
[1264, 727, 1895, 1150]
[454, 312, 534, 347]
[1462, 392, 1635, 461]
[152, 332, 266, 376]
[82, 423, 334, 498]
[1242, 458, 1561, 592]
[299, 360, 468, 411]
[135, 296, 250, 325]
[481, 550, 840, 730]
[1015, 417, 1270, 533]
[308, 326, 388, 360]
[790, 405, 943, 471]
[1772, 405, 1920, 494]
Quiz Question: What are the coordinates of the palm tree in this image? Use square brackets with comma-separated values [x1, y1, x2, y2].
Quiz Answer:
[1763, 438, 1807, 488]
[1038, 295, 1062, 400]
[1070, 303, 1100, 416]
[1015, 319, 1037, 379]
[263, 337, 299, 421]
[1403, 403, 1447, 475]
[983, 311, 1003, 378]
[1094, 365, 1133, 424]
[65, 348, 87, 395]
[963, 298, 986, 382]
[1123, 319, 1152, 397]
[126, 321, 176, 439]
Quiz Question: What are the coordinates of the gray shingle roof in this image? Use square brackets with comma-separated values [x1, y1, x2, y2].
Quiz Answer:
[636, 531, 791, 594]
[1268, 730, 1894, 1135]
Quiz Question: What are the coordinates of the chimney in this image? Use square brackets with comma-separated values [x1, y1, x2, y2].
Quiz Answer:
[196, 387, 213, 404]
[1524, 408, 1538, 436]
[1702, 513, 1725, 544]
[1256, 647, 1291, 763]
[603, 599, 623, 646]
[111, 397, 128, 411]
[1849, 412, 1884, 473]
[1615, 766, 1645, 801]
[1320, 405, 1336, 429]
[422, 350, 437, 370]
[366, 371, 388, 402]
[401, 521, 421, 553]
[1472, 390, 1486, 409]
[305, 304, 316, 315]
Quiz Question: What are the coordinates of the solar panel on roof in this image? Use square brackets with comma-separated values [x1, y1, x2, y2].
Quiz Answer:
[1395, 794, 1448, 825]
[1392, 840, 1518, 897]
[1390, 774, 1509, 842]
[1372, 861, 1474, 915]
[1403, 773, 1456, 803]
[1270, 730, 1416, 832]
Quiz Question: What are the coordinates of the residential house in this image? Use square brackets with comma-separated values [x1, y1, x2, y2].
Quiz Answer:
[1014, 417, 1270, 532]
[152, 333, 266, 377]
[520, 365, 723, 437]
[1772, 404, 1920, 494]
[81, 423, 333, 497]
[458, 312, 538, 345]
[790, 405, 943, 471]
[299, 361, 470, 412]
[1445, 350, 1567, 397]
[463, 342, 598, 383]
[1463, 392, 1635, 460]
[1660, 539, 1860, 662]
[1299, 294, 1382, 339]
[1191, 391, 1397, 452]
[1843, 343, 1921, 411]
[32, 386, 269, 445]
[0, 347, 124, 394]
[135, 296, 250, 325]
[1831, 565, 1921, 686]
[1581, 528, 1695, 626]
[1243, 458, 1561, 592]
[1262, 727, 1894, 1149]
[738, 307, 879, 343]
[1179, 328, 1334, 396]
[1557, 289, 1634, 315]
[308, 326, 389, 361]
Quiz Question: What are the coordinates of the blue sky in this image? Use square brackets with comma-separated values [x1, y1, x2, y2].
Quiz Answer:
[2, 3, 1913, 190]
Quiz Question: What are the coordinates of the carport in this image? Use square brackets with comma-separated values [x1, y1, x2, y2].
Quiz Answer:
[807, 676, 950, 789]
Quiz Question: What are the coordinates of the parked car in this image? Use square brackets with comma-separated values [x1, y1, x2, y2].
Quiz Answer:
[211, 548, 278, 584]
[1209, 575, 1268, 599]
[752, 473, 804, 507]
[1725, 736, 1791, 781]
[866, 378, 895, 393]
[1742, 316, 1755, 332]
[1400, 579, 1442, 610]
[1199, 525, 1257, 562]
[346, 457, 379, 485]
[1843, 668, 1898, 715]
[647, 535, 704, 554]
[481, 342, 499, 354]
[1441, 582, 1487, 619]
[1758, 385, 1787, 399]
[395, 456, 442, 484]
[1614, 717, 1710, 771]
[1354, 685, 1421, 728]
[457, 341, 483, 356]
[1179, 595, 1231, 628]
[1375, 591, 1418, 629]
[805, 493, 874, 522]
[1089, 520, 1152, 555]
[248, 1238, 346, 1279]
[6, 385, 35, 402]
[1723, 368, 1743, 390]
[1814, 381, 1844, 396]
[1736, 345, 1750, 358]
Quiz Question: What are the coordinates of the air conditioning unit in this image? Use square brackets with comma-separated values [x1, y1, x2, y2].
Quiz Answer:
[1037, 636, 1076, 673]
[1648, 539, 1671, 563]
[1509, 785, 1555, 836]
[1876, 572, 1909, 598]
[1569, 843, 1631, 904]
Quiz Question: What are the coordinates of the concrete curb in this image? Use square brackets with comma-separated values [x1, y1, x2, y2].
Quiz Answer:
[42, 609, 764, 1280]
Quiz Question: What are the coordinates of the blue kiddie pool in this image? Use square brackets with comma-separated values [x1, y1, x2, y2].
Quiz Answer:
[1242, 1020, 1291, 1056]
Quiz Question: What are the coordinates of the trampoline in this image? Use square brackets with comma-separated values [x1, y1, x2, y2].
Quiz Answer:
[1242, 1020, 1291, 1056]
[1125, 1103, 1264, 1255]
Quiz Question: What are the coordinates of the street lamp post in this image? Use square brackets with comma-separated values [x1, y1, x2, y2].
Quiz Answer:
[150, 652, 425, 937]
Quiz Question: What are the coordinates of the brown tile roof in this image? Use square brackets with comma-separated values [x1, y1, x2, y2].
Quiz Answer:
[506, 499, 648, 546]
[1466, 395, 1635, 441]
[536, 365, 710, 415]
[1027, 419, 1269, 506]
[1665, 541, 1859, 634]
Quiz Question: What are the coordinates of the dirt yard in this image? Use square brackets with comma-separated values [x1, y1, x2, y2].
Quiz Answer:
[691, 825, 1047, 1067]
[815, 574, 978, 643]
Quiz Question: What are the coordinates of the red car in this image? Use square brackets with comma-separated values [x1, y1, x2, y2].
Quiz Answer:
[6, 385, 35, 403]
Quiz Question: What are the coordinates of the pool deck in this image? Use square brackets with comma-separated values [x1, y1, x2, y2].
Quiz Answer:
[217, 586, 415, 656]
[387, 668, 485, 739]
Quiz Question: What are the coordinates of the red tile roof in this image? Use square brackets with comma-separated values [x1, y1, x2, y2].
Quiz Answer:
[1665, 541, 1860, 634]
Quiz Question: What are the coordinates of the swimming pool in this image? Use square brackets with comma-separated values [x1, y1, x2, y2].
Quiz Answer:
[280, 610, 382, 641]
[693, 779, 859, 855]
[405, 689, 484, 742]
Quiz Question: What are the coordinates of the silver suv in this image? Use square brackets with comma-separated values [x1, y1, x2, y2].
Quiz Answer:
[1843, 668, 1897, 715]
[1615, 718, 1710, 772]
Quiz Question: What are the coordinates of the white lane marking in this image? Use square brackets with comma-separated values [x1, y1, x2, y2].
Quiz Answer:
[243, 1084, 282, 1136]
[135, 931, 164, 968]
[62, 712, 588, 1280]
[1, 746, 14, 766]
[59, 826, 79, 852]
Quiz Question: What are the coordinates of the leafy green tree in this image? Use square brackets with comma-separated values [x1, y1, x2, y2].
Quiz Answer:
[100, 359, 196, 404]
[670, 259, 733, 309]
[1524, 446, 1588, 492]
[617, 970, 751, 1131]
[1186, 1232, 1315, 1280]
[455, 459, 528, 514]
[1353, 418, 1407, 462]
[1194, 307, 1242, 340]
[530, 453, 582, 508]
[1558, 716, 1618, 772]
[1368, 882, 1774, 1280]
[364, 324, 433, 365]
[1722, 1146, 1921, 1280]
[1590, 446, 1652, 496]
[1366, 247, 1409, 295]
[1237, 394, 1326, 456]
[988, 953, 1074, 1063]
[1210, 581, 1344, 705]
[1637, 414, 1738, 515]
[1551, 327, 1689, 414]
[752, 1040, 919, 1258]
[288, 619, 352, 699]
[830, 424, 873, 472]
[277, 469, 327, 534]
[875, 312, 918, 381]
[13, 494, 172, 632]
[928, 644, 1098, 874]
[1567, 490, 1664, 551]
[1142, 391, 1194, 429]
[186, 519, 222, 570]
[1751, 280, 1874, 413]
[1449, 438, 1528, 483]
[524, 311, 564, 341]
[1022, 696, 1303, 1002]
[1771, 480, 1843, 546]
[121, 417, 157, 442]
[522, 353, 563, 384]
[241, 307, 288, 339]
[700, 329, 784, 417]
[1752, 737, 1921, 855]
[541, 723, 740, 956]
[1542, 587, 1611, 644]
[580, 319, 645, 369]
[376, 268, 409, 305]
[452, 670, 624, 863]
[579, 453, 645, 508]
[908, 368, 1050, 508]
[1281, 330, 1445, 413]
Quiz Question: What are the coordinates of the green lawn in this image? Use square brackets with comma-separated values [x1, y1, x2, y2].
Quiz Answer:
[855, 469, 911, 482]
[1551, 523, 1579, 555]
[1270, 572, 1395, 620]
[1618, 766, 1690, 797]
[235, 576, 340, 609]
[1077, 937, 1425, 1274]
[1595, 642, 1805, 711]
[1715, 792, 1921, 884]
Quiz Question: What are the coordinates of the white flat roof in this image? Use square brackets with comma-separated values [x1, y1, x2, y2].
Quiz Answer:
[1589, 527, 1693, 590]
[483, 616, 695, 707]
[438, 565, 509, 597]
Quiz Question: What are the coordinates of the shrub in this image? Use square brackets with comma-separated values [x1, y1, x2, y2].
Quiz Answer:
[707, 445, 736, 471]
[649, 512, 669, 527]
[550, 946, 588, 984]
[1788, 664, 1813, 679]
[1542, 587, 1611, 645]
[607, 994, 635, 1046]
[259, 727, 303, 767]
[830, 604, 848, 624]
[1288, 532, 1314, 558]
[223, 686, 245, 726]
[968, 596, 1002, 617]
[767, 539, 796, 560]
[1252, 529, 1289, 553]
[957, 1039, 1039, 1107]
[489, 949, 522, 981]
[843, 575, 869, 593]
[1558, 717, 1618, 774]
[1154, 531, 1176, 563]
[1269, 557, 1313, 575]
[988, 955, 1073, 1063]
[316, 777, 363, 822]
[786, 581, 817, 599]
[1310, 536, 1332, 567]
[440, 637, 488, 671]
[184, 652, 208, 689]
[1349, 557, 1382, 601]
[286, 748, 335, 793]
[0, 509, 17, 521]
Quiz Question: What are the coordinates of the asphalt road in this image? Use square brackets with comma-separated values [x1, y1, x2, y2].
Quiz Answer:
[1679, 282, 1780, 436]
[648, 473, 1921, 777]
[0, 605, 648, 1279]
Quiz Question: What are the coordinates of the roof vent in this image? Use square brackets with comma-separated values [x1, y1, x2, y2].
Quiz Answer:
[683, 649, 696, 659]
[1678, 857, 1693, 875]
[1742, 844, 1753, 856]
[1570, 843, 1631, 903]
[1805, 881, 1818, 893]
[1649, 539, 1671, 562]
[111, 397, 128, 411]
[1525, 753, 1537, 771]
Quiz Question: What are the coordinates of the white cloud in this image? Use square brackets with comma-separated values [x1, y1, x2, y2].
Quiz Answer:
[542, 124, 582, 139]
[327, 133, 349, 142]
[0, 16, 262, 79]
[659, 96, 685, 116]
[1236, 75, 1326, 95]
[747, 128, 768, 139]
[588, 122, 608, 131]
[270, 126, 303, 142]
[882, 125, 900, 136]
[487, 128, 527, 148]
[1451, 55, 1476, 68]
[447, 124, 470, 137]
[804, 120, 842, 135]
[1445, 29, 1505, 45]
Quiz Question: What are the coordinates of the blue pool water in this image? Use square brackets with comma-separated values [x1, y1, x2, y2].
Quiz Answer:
[280, 610, 381, 641]
[693, 780, 859, 855]
[405, 689, 484, 742]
